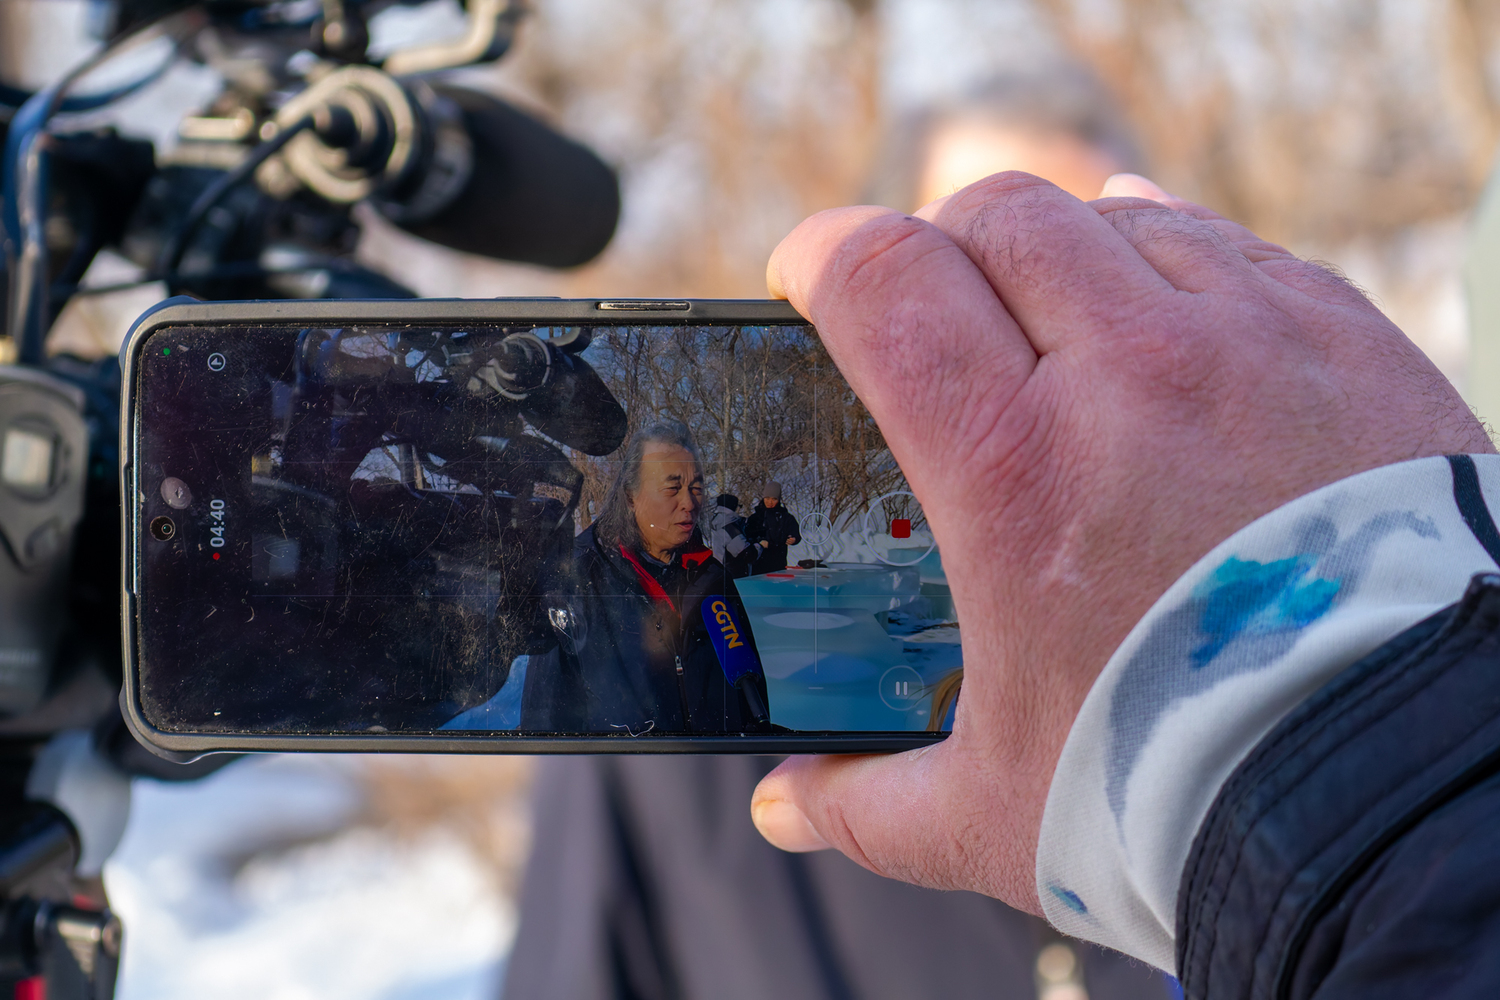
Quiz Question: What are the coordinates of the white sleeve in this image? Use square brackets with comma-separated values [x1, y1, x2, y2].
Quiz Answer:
[1035, 454, 1500, 970]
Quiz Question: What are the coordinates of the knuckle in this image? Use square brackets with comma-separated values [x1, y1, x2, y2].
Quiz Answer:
[1143, 215, 1228, 257]
[952, 187, 1137, 305]
[1119, 208, 1233, 261]
[824, 213, 939, 302]
[950, 170, 1065, 208]
[968, 213, 1084, 296]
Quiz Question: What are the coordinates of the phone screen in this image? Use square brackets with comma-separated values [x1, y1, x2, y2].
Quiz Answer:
[133, 321, 960, 739]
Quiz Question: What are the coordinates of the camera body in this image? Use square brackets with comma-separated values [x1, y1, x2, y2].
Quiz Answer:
[0, 371, 88, 718]
[0, 2, 623, 994]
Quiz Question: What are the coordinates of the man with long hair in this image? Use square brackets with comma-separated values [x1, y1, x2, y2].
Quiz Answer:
[520, 420, 768, 733]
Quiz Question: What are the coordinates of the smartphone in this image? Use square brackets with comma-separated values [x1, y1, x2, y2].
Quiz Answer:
[122, 299, 962, 757]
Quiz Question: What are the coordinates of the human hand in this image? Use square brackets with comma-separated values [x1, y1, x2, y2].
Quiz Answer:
[759, 540, 770, 549]
[753, 172, 1493, 914]
[786, 536, 797, 545]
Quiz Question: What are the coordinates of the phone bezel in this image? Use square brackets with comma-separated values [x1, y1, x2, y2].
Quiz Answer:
[121, 298, 950, 760]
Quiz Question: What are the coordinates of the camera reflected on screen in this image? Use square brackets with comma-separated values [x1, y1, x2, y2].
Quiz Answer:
[135, 323, 962, 738]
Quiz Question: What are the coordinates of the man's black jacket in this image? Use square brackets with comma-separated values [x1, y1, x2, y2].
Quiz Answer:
[1177, 570, 1500, 999]
[520, 526, 766, 733]
[746, 503, 801, 574]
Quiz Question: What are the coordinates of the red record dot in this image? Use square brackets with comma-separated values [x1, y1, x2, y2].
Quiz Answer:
[212, 553, 220, 560]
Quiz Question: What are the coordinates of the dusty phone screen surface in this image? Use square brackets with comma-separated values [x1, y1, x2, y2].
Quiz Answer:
[134, 322, 960, 738]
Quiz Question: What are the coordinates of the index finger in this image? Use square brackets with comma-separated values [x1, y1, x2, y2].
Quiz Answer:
[925, 171, 1173, 355]
[767, 205, 1036, 483]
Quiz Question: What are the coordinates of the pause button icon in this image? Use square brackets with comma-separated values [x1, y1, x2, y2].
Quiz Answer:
[880, 667, 925, 710]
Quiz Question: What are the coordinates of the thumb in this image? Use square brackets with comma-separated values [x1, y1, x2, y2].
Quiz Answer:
[750, 767, 830, 852]
[751, 742, 1027, 901]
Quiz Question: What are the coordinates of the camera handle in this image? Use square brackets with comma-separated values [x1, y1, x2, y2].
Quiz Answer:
[152, 115, 316, 281]
[0, 802, 122, 1000]
[382, 0, 524, 76]
[156, 65, 478, 286]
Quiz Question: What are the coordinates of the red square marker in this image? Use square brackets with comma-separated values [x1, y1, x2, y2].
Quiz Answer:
[891, 518, 911, 539]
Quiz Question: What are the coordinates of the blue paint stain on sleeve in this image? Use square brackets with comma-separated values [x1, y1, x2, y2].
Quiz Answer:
[1048, 885, 1089, 914]
[1103, 510, 1440, 826]
[1191, 556, 1341, 666]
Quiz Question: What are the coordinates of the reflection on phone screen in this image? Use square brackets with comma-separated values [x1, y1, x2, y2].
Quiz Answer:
[136, 324, 961, 737]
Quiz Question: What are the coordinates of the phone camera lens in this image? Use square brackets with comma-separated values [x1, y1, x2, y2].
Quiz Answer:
[149, 516, 176, 541]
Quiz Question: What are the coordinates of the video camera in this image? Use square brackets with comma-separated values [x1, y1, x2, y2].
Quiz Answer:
[0, 1, 621, 994]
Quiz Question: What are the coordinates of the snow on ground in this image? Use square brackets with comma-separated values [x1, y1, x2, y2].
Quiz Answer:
[104, 754, 513, 1000]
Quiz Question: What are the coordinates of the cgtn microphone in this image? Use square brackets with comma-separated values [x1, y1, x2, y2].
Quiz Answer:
[702, 597, 770, 725]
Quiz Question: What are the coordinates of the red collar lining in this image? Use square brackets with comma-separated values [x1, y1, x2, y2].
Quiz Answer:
[615, 545, 715, 611]
[617, 545, 675, 612]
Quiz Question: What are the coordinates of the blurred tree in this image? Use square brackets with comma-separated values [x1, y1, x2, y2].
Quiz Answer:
[1036, 0, 1500, 246]
[575, 326, 913, 530]
[375, 0, 1500, 299]
[355, 0, 1497, 390]
[479, 0, 884, 297]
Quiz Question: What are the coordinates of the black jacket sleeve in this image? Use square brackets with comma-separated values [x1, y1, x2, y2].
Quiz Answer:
[745, 508, 767, 545]
[1175, 572, 1500, 1000]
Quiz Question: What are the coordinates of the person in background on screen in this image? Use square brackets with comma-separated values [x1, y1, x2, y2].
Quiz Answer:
[707, 493, 756, 579]
[746, 481, 802, 574]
